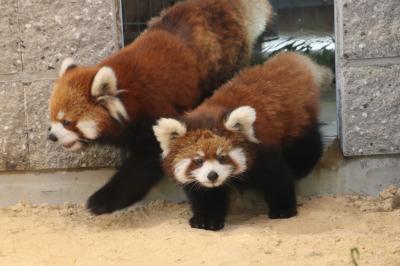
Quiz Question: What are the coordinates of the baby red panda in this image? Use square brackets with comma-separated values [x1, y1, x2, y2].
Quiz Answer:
[48, 0, 272, 214]
[154, 52, 333, 230]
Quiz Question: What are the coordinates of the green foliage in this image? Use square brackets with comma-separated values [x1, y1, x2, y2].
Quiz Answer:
[351, 247, 360, 266]
[251, 36, 335, 68]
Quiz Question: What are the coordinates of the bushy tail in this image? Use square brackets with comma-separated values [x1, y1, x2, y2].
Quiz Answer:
[313, 64, 334, 92]
[239, 0, 273, 45]
[271, 52, 334, 91]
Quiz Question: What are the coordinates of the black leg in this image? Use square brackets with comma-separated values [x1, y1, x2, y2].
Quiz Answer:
[250, 148, 298, 219]
[87, 147, 163, 215]
[183, 185, 228, 231]
[282, 123, 323, 179]
[263, 176, 297, 219]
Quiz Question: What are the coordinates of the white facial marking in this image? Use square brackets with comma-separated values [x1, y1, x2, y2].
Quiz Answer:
[109, 98, 129, 121]
[225, 106, 260, 143]
[197, 151, 205, 157]
[105, 98, 129, 122]
[229, 148, 247, 174]
[77, 120, 98, 140]
[66, 141, 83, 151]
[153, 118, 187, 158]
[56, 111, 65, 120]
[50, 122, 81, 151]
[190, 160, 233, 188]
[174, 159, 192, 184]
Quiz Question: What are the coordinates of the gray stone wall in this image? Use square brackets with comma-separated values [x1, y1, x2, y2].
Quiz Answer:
[2, 0, 399, 171]
[0, 0, 123, 171]
[336, 0, 400, 156]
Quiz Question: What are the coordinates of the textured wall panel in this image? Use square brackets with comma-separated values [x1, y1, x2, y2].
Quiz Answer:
[0, 82, 28, 170]
[342, 0, 400, 59]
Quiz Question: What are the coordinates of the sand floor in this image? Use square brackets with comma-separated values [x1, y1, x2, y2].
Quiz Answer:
[2, 188, 400, 266]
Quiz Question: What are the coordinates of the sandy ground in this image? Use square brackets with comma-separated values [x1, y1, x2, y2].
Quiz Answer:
[2, 187, 400, 266]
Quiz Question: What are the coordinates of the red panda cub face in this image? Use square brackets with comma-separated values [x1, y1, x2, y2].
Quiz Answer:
[153, 106, 258, 188]
[155, 121, 248, 188]
[49, 58, 129, 151]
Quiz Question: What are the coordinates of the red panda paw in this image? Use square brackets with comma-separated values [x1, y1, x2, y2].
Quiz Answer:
[87, 190, 121, 215]
[268, 207, 298, 219]
[189, 214, 225, 231]
[86, 186, 134, 215]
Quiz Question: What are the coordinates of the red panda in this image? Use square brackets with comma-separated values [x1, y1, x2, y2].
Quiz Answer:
[48, 0, 272, 215]
[153, 52, 333, 230]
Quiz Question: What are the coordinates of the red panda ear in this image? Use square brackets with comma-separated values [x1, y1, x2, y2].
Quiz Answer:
[224, 106, 260, 143]
[91, 66, 129, 123]
[59, 58, 77, 77]
[153, 118, 187, 158]
[91, 66, 118, 98]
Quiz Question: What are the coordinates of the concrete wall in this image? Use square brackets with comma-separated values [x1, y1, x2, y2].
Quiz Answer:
[2, 140, 399, 207]
[1, 0, 400, 206]
[0, 169, 187, 207]
[0, 0, 124, 171]
[335, 0, 400, 156]
[1, 0, 397, 167]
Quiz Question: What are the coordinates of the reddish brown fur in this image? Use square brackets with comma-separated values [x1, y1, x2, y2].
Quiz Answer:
[159, 52, 325, 227]
[50, 67, 113, 133]
[183, 52, 323, 148]
[50, 0, 270, 140]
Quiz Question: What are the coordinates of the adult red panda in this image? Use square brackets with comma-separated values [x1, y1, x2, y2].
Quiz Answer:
[48, 0, 272, 214]
[153, 52, 333, 230]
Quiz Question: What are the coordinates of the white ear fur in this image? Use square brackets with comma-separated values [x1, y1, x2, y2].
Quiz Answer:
[91, 66, 118, 97]
[59, 58, 76, 77]
[224, 106, 260, 143]
[91, 66, 129, 123]
[153, 118, 187, 158]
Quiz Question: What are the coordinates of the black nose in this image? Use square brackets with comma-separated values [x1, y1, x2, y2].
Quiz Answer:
[207, 171, 219, 182]
[48, 133, 58, 142]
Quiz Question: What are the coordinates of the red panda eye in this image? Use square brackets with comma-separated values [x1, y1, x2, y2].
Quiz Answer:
[193, 158, 204, 166]
[217, 155, 227, 164]
[62, 120, 72, 127]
